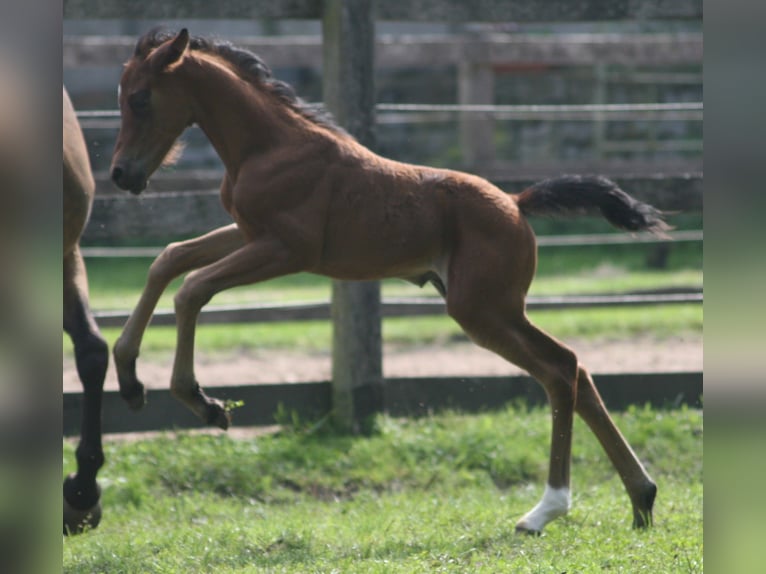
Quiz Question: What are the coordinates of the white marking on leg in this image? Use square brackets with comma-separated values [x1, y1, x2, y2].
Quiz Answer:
[516, 485, 571, 532]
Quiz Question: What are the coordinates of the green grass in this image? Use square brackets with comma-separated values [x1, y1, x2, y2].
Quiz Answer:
[63, 405, 703, 573]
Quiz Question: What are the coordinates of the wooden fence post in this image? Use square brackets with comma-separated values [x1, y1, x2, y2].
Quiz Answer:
[458, 40, 495, 169]
[322, 0, 383, 433]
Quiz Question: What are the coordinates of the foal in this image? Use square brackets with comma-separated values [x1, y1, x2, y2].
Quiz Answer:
[111, 29, 665, 533]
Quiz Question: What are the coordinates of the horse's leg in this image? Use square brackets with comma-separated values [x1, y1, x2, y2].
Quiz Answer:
[63, 246, 108, 534]
[447, 248, 655, 531]
[169, 239, 303, 428]
[113, 223, 244, 409]
[574, 366, 657, 527]
[450, 295, 579, 533]
[444, 215, 587, 534]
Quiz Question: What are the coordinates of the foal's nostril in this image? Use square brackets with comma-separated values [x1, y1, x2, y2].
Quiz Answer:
[111, 166, 124, 184]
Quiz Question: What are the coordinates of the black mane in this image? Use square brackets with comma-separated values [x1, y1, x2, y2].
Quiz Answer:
[135, 28, 344, 135]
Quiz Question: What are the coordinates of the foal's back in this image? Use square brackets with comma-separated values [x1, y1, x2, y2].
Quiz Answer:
[308, 137, 527, 283]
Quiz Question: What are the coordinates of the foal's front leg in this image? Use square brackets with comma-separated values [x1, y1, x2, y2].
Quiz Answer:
[170, 238, 303, 428]
[113, 223, 244, 409]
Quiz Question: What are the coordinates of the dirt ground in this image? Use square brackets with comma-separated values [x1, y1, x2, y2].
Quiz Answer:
[63, 334, 702, 393]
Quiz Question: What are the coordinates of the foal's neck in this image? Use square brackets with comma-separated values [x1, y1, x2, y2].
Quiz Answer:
[183, 56, 329, 180]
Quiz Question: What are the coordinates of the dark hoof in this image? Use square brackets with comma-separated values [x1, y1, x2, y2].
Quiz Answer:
[514, 525, 542, 536]
[632, 482, 657, 529]
[632, 507, 654, 529]
[206, 400, 232, 430]
[120, 381, 147, 411]
[63, 475, 102, 535]
[64, 498, 102, 535]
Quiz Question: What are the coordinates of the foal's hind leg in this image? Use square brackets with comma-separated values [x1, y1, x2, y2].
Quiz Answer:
[451, 301, 579, 533]
[63, 247, 108, 534]
[113, 223, 244, 409]
[450, 290, 655, 531]
[447, 273, 577, 532]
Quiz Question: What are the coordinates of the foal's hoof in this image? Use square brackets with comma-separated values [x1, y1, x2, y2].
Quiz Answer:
[206, 400, 232, 430]
[632, 482, 657, 529]
[115, 354, 147, 410]
[120, 381, 147, 411]
[63, 477, 102, 535]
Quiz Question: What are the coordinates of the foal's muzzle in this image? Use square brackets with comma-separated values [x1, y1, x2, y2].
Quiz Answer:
[110, 164, 147, 195]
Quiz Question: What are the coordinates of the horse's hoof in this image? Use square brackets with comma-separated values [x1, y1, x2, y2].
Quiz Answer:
[206, 401, 232, 430]
[120, 382, 147, 411]
[63, 474, 102, 535]
[632, 481, 657, 529]
[63, 495, 102, 535]
[632, 506, 654, 529]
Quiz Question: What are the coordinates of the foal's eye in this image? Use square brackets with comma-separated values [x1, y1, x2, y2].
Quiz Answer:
[128, 89, 152, 115]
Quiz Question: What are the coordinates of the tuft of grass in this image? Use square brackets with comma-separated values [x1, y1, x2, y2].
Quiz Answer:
[63, 405, 702, 573]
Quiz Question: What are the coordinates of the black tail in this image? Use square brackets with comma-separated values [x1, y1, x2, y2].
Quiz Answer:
[516, 175, 670, 235]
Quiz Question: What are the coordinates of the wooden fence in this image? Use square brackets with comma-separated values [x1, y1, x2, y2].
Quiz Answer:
[66, 28, 703, 243]
[64, 0, 703, 430]
[90, 289, 703, 329]
[65, 32, 703, 70]
[64, 372, 703, 436]
[64, 0, 702, 22]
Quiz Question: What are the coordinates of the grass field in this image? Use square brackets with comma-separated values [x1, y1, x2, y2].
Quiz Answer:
[63, 405, 703, 573]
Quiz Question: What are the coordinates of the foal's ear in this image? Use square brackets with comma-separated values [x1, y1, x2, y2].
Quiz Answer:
[151, 28, 190, 72]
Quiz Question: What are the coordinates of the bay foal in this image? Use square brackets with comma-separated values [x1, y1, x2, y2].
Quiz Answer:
[111, 29, 665, 533]
[63, 87, 109, 534]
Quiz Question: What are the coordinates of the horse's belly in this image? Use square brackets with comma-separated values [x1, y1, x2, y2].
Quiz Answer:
[317, 220, 442, 281]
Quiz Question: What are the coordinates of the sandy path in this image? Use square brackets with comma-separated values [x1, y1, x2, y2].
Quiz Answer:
[63, 334, 702, 392]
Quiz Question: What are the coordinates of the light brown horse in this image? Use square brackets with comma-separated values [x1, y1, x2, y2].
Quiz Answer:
[63, 87, 109, 534]
[110, 29, 667, 533]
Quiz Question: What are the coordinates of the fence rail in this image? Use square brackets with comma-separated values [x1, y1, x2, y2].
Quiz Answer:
[91, 289, 702, 329]
[63, 371, 703, 436]
[63, 0, 703, 23]
[64, 32, 703, 69]
[76, 102, 703, 130]
[80, 230, 703, 259]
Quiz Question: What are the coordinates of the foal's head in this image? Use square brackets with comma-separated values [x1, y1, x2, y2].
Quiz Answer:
[111, 29, 193, 194]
